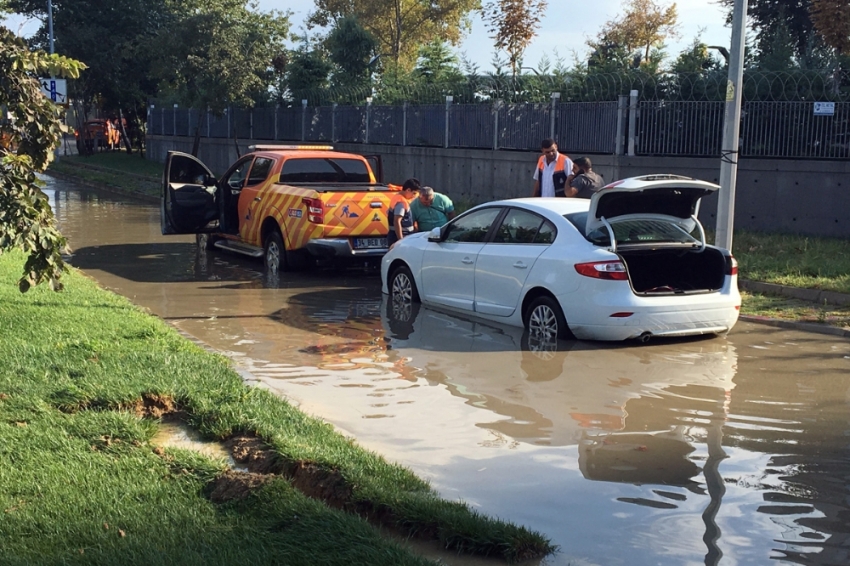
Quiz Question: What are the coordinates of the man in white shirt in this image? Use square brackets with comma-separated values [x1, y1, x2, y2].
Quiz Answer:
[531, 138, 574, 197]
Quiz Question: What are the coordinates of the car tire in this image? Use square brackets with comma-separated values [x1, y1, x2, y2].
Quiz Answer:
[525, 296, 570, 341]
[390, 265, 420, 304]
[264, 230, 288, 273]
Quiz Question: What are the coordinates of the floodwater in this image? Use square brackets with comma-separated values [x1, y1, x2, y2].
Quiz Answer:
[44, 175, 850, 565]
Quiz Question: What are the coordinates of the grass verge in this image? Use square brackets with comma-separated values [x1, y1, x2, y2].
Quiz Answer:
[740, 291, 850, 328]
[49, 153, 160, 200]
[0, 251, 554, 564]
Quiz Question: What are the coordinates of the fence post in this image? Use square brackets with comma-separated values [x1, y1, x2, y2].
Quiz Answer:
[365, 97, 372, 144]
[148, 104, 154, 135]
[627, 90, 638, 156]
[332, 103, 337, 143]
[402, 101, 408, 147]
[492, 100, 500, 151]
[249, 108, 253, 140]
[274, 104, 279, 140]
[615, 95, 627, 155]
[206, 107, 210, 138]
[226, 106, 230, 139]
[444, 95, 453, 148]
[549, 92, 560, 140]
[161, 107, 165, 137]
[301, 99, 307, 141]
[173, 104, 178, 136]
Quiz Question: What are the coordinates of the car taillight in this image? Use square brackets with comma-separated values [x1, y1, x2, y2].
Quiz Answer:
[725, 255, 738, 276]
[302, 197, 323, 224]
[574, 261, 628, 280]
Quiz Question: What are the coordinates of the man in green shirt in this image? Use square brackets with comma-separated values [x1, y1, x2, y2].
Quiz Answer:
[411, 186, 456, 232]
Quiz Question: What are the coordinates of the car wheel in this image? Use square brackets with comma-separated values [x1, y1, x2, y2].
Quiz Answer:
[264, 230, 287, 273]
[525, 296, 569, 341]
[390, 265, 420, 304]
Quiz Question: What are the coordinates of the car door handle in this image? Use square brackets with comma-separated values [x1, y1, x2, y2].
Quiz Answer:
[513, 261, 528, 269]
[461, 257, 474, 264]
[253, 197, 262, 202]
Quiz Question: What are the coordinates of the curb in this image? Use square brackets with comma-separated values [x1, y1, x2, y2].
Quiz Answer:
[739, 314, 850, 338]
[739, 279, 850, 306]
[47, 168, 158, 203]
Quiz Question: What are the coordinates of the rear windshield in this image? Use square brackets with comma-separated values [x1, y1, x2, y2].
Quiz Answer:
[279, 158, 371, 183]
[566, 212, 698, 246]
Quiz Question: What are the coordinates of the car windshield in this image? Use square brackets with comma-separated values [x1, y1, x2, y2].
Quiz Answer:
[565, 212, 698, 246]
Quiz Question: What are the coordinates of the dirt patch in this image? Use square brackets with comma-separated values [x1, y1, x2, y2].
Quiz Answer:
[225, 435, 352, 508]
[208, 470, 275, 503]
[128, 393, 178, 418]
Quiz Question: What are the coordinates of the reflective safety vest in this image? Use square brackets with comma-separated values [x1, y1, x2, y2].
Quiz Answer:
[537, 153, 570, 196]
[387, 193, 414, 234]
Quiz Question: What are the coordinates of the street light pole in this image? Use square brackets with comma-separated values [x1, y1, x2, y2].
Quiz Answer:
[715, 0, 748, 252]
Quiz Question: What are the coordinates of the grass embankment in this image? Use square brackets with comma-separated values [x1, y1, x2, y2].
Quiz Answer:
[0, 251, 554, 564]
[50, 152, 161, 199]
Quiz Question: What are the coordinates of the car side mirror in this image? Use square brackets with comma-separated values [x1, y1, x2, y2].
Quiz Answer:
[427, 226, 442, 242]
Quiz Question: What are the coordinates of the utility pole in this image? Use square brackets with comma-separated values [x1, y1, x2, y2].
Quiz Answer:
[48, 0, 55, 54]
[715, 0, 748, 252]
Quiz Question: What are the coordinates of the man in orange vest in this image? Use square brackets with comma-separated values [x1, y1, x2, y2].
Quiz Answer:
[531, 138, 575, 198]
[387, 178, 420, 246]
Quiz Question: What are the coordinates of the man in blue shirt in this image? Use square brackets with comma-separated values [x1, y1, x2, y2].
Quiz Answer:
[411, 186, 456, 232]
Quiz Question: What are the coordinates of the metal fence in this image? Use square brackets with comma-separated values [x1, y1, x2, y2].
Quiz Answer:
[149, 98, 850, 160]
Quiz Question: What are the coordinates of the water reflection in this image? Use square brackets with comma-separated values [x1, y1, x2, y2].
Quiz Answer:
[45, 176, 850, 565]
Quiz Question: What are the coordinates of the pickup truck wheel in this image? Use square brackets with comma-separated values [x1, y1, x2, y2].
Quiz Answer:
[390, 265, 420, 303]
[264, 230, 287, 273]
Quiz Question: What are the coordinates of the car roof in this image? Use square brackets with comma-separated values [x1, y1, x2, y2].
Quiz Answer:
[486, 197, 591, 215]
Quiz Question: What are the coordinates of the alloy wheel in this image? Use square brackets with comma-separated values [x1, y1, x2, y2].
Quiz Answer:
[528, 304, 559, 338]
[392, 271, 413, 303]
[265, 241, 281, 273]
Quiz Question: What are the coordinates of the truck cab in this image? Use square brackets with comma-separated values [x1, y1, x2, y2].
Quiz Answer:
[161, 145, 395, 272]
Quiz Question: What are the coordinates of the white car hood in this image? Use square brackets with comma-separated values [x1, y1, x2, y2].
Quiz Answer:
[585, 180, 718, 235]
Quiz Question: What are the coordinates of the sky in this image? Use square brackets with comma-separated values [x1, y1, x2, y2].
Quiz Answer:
[3, 0, 734, 69]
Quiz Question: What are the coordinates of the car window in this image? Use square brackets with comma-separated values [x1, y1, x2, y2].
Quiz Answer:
[222, 158, 252, 190]
[443, 208, 501, 243]
[169, 158, 209, 185]
[534, 220, 556, 244]
[566, 212, 697, 245]
[279, 158, 370, 183]
[493, 209, 553, 244]
[247, 157, 273, 186]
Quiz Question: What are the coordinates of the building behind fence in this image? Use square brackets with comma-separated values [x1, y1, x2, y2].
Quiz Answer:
[149, 94, 850, 161]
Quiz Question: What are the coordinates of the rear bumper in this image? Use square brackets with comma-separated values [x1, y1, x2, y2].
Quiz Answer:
[305, 238, 388, 258]
[569, 308, 740, 341]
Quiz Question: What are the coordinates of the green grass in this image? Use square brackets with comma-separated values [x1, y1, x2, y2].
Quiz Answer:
[725, 231, 850, 294]
[740, 291, 850, 328]
[0, 250, 554, 564]
[49, 153, 161, 199]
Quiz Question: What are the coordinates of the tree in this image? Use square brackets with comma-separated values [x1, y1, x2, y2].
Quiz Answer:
[720, 0, 815, 61]
[482, 0, 547, 77]
[593, 0, 679, 66]
[414, 40, 465, 83]
[286, 48, 333, 93]
[0, 26, 85, 291]
[326, 16, 377, 89]
[810, 0, 850, 55]
[308, 0, 479, 69]
[153, 0, 289, 154]
[9, 0, 169, 154]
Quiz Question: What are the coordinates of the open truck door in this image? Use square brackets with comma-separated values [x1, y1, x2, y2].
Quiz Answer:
[363, 154, 383, 184]
[161, 151, 221, 235]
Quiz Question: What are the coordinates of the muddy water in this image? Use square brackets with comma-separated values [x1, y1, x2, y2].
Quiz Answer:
[46, 176, 850, 566]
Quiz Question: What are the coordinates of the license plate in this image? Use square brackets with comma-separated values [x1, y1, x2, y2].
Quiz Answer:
[353, 237, 386, 249]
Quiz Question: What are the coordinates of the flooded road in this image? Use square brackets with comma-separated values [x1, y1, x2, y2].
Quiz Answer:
[45, 176, 850, 566]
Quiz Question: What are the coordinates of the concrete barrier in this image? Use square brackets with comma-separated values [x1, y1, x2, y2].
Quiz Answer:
[147, 135, 850, 238]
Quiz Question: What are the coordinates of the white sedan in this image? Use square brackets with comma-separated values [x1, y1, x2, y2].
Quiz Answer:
[380, 175, 741, 342]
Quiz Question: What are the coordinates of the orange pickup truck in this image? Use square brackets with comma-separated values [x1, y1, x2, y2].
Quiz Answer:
[161, 145, 396, 271]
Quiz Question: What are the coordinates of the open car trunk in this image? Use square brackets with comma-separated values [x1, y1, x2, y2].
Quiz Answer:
[618, 246, 727, 295]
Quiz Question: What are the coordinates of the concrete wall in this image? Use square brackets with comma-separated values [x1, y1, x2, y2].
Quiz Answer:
[148, 135, 850, 238]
